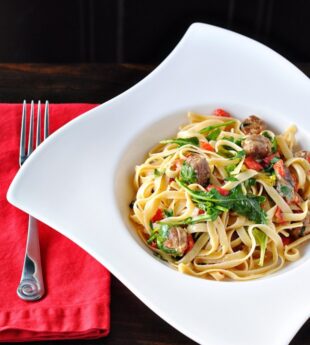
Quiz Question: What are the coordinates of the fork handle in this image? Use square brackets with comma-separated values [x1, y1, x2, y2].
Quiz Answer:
[17, 215, 45, 301]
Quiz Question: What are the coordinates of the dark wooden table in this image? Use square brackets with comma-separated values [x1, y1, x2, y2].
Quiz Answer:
[2, 63, 310, 345]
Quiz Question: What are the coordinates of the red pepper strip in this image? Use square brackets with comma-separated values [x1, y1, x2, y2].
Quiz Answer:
[198, 209, 205, 215]
[185, 234, 194, 253]
[244, 156, 263, 171]
[273, 159, 285, 177]
[213, 108, 231, 117]
[171, 158, 184, 171]
[207, 185, 230, 196]
[274, 206, 285, 224]
[150, 241, 157, 249]
[291, 173, 298, 192]
[169, 177, 175, 183]
[200, 141, 214, 152]
[263, 152, 280, 165]
[151, 209, 164, 223]
[281, 235, 292, 246]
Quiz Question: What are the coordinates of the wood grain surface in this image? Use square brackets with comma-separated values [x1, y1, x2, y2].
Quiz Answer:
[1, 63, 309, 345]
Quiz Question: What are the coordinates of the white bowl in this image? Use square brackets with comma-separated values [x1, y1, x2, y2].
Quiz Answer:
[7, 23, 310, 345]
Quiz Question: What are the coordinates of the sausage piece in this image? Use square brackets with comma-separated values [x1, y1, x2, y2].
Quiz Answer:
[241, 115, 266, 135]
[163, 227, 188, 255]
[274, 163, 303, 205]
[242, 134, 272, 159]
[185, 154, 210, 187]
[291, 212, 310, 239]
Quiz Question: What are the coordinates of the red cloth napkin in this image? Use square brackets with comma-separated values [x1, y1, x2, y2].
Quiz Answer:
[0, 104, 110, 342]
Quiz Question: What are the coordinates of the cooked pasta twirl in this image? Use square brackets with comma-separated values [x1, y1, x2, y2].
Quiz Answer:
[130, 109, 310, 281]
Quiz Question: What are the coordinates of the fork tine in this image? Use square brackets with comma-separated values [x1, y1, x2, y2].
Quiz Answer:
[19, 100, 27, 166]
[27, 100, 35, 155]
[44, 101, 49, 139]
[36, 100, 41, 148]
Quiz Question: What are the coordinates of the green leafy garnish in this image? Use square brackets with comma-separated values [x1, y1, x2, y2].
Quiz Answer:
[222, 136, 244, 146]
[253, 228, 268, 266]
[219, 149, 245, 160]
[200, 120, 236, 134]
[160, 137, 199, 147]
[176, 179, 266, 224]
[225, 176, 238, 182]
[218, 148, 235, 158]
[300, 226, 306, 236]
[263, 156, 280, 173]
[234, 150, 246, 159]
[164, 209, 173, 218]
[160, 213, 217, 226]
[180, 162, 197, 184]
[244, 178, 256, 189]
[235, 137, 244, 146]
[206, 128, 221, 141]
[154, 168, 164, 177]
[279, 185, 293, 199]
[149, 221, 154, 231]
[262, 131, 278, 153]
[270, 157, 280, 164]
[225, 164, 237, 174]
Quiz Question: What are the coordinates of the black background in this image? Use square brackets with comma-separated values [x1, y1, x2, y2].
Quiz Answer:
[0, 0, 309, 64]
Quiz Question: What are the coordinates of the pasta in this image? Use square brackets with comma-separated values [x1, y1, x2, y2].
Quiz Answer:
[130, 109, 310, 281]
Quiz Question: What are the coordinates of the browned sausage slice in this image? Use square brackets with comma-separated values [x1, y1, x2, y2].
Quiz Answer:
[241, 115, 266, 135]
[163, 227, 188, 255]
[242, 134, 272, 159]
[185, 154, 210, 187]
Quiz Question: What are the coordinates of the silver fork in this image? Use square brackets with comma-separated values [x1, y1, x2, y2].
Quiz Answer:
[17, 100, 49, 301]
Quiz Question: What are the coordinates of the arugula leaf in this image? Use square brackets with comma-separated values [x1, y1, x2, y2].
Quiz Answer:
[262, 131, 272, 140]
[235, 137, 245, 146]
[219, 149, 245, 160]
[149, 221, 154, 231]
[253, 228, 268, 266]
[180, 162, 197, 184]
[218, 148, 235, 158]
[176, 179, 266, 224]
[222, 136, 234, 142]
[207, 128, 221, 141]
[262, 131, 278, 153]
[154, 168, 164, 177]
[279, 185, 293, 199]
[200, 120, 236, 134]
[229, 187, 266, 224]
[225, 164, 237, 174]
[222, 136, 244, 146]
[160, 213, 217, 226]
[300, 226, 306, 236]
[244, 178, 256, 189]
[164, 209, 173, 217]
[263, 156, 280, 173]
[225, 176, 238, 182]
[270, 157, 280, 164]
[234, 150, 246, 159]
[160, 137, 199, 147]
[272, 139, 278, 153]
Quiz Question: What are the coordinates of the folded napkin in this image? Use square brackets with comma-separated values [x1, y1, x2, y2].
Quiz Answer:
[0, 104, 110, 342]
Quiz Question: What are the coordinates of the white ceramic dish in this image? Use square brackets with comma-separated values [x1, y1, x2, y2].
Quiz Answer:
[7, 23, 310, 345]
